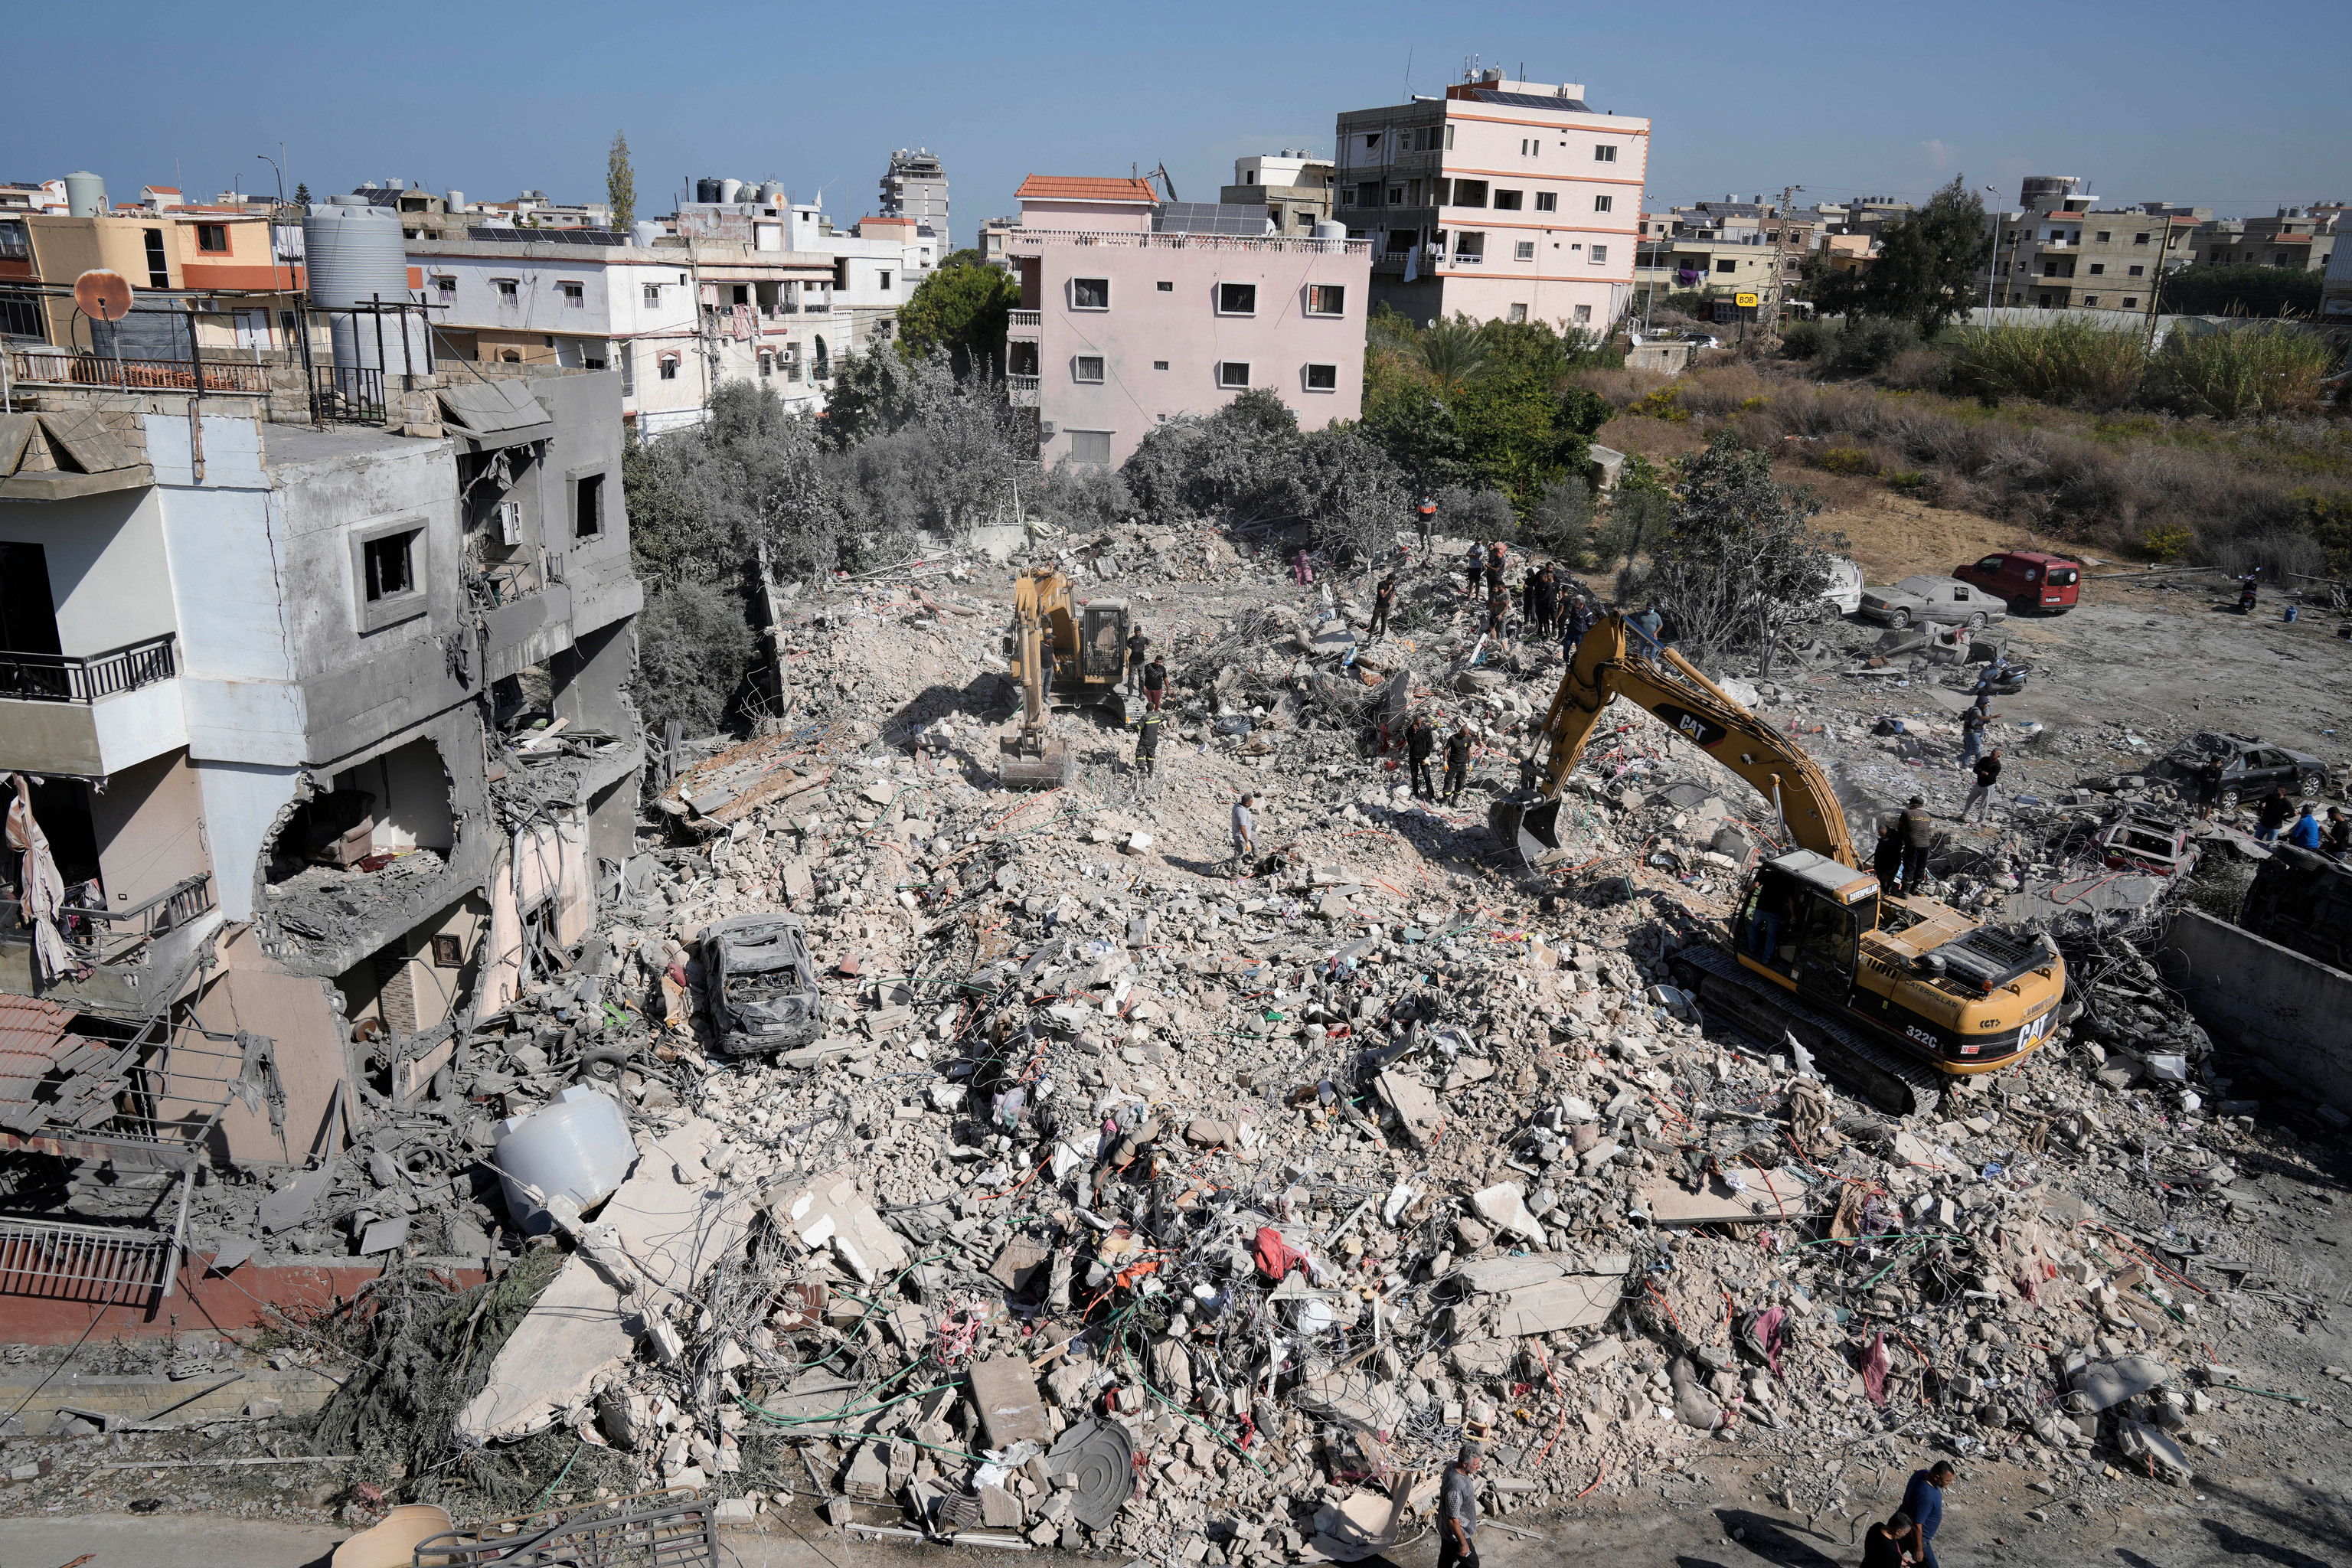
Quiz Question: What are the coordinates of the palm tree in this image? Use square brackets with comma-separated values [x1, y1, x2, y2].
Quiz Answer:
[1410, 313, 1491, 394]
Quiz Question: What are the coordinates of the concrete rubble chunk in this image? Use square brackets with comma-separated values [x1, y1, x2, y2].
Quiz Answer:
[967, 1354, 1051, 1448]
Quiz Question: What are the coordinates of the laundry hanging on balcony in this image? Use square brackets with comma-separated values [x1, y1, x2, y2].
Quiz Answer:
[5, 774, 74, 983]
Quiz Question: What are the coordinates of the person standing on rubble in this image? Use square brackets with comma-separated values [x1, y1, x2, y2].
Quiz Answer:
[1462, 543, 1485, 599]
[1873, 811, 1906, 891]
[1292, 547, 1315, 587]
[1630, 604, 1665, 660]
[1900, 795, 1934, 892]
[2256, 785, 2294, 843]
[1439, 1444, 1482, 1568]
[2327, 806, 2351, 859]
[1407, 716, 1437, 800]
[1125, 628, 1149, 693]
[1484, 586, 1510, 642]
[1442, 722, 1474, 804]
[1370, 573, 1398, 642]
[1416, 495, 1438, 550]
[1132, 708, 1163, 786]
[1142, 654, 1167, 711]
[1899, 1460, 1955, 1568]
[1230, 792, 1257, 877]
[1957, 704, 1993, 769]
[1959, 748, 2002, 825]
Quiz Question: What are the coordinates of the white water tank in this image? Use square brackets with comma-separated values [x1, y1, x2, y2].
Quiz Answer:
[1312, 220, 1347, 240]
[64, 172, 106, 217]
[631, 220, 664, 248]
[720, 178, 744, 204]
[303, 205, 409, 307]
[446, 189, 466, 210]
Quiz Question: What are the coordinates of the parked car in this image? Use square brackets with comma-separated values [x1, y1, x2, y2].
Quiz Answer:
[1953, 550, 2082, 614]
[2150, 730, 2331, 812]
[702, 913, 823, 1057]
[1857, 575, 2007, 630]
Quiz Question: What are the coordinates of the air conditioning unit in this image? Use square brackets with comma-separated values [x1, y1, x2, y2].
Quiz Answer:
[496, 498, 522, 545]
[1038, 420, 1057, 439]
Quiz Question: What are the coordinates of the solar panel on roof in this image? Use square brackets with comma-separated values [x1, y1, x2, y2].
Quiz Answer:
[1153, 201, 1275, 237]
[462, 226, 628, 245]
[1472, 89, 1594, 113]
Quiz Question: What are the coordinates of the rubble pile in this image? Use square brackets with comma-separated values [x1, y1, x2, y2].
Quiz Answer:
[30, 521, 2347, 1551]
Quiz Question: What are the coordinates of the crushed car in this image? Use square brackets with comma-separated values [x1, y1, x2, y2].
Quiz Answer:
[2150, 731, 2330, 812]
[1857, 574, 2007, 630]
[701, 913, 824, 1057]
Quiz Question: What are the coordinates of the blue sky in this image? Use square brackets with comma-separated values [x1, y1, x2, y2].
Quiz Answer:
[5, 0, 2341, 232]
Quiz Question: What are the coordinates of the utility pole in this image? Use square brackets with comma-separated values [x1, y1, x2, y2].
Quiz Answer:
[2141, 214, 2178, 358]
[1765, 185, 1802, 331]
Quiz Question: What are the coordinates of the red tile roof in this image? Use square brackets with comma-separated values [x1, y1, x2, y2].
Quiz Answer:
[1015, 175, 1159, 206]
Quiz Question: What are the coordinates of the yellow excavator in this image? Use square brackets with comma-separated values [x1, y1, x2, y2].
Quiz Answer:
[998, 567, 1139, 789]
[1496, 613, 2065, 1116]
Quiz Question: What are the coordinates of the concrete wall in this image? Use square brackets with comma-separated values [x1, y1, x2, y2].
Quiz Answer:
[85, 747, 212, 913]
[2155, 908, 2352, 1116]
[1026, 234, 1370, 469]
[0, 484, 175, 658]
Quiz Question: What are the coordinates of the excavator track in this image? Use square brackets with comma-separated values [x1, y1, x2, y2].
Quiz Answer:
[1670, 944, 1944, 1119]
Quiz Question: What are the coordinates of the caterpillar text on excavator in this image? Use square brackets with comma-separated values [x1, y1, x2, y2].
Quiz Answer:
[1494, 612, 2066, 1116]
[998, 567, 1141, 789]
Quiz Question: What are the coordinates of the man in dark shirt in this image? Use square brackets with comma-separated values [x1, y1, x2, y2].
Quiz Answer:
[1958, 705, 1993, 769]
[1462, 544, 1485, 599]
[2256, 786, 2294, 843]
[2196, 755, 2225, 819]
[1900, 1460, 1954, 1568]
[1485, 588, 1510, 640]
[1900, 795, 1935, 893]
[2328, 806, 2351, 860]
[1860, 1510, 1915, 1568]
[1406, 717, 1437, 800]
[1125, 629, 1148, 692]
[1960, 749, 2003, 824]
[1438, 1444, 1481, 1568]
[1442, 724, 1474, 803]
[1369, 573, 1398, 642]
[1141, 656, 1167, 711]
[1873, 812, 1906, 890]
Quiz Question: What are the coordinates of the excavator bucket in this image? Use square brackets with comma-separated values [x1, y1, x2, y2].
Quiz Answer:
[998, 738, 1074, 790]
[1490, 799, 1566, 866]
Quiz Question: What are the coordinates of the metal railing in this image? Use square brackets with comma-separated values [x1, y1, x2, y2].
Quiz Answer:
[310, 363, 386, 423]
[1, 873, 215, 963]
[0, 633, 176, 704]
[0, 1218, 173, 1304]
[1009, 230, 1370, 256]
[6, 348, 272, 395]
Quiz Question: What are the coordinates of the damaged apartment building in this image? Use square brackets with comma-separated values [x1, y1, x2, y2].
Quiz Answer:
[0, 287, 643, 1318]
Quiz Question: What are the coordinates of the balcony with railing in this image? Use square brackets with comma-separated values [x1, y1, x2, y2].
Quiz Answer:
[1006, 374, 1040, 407]
[1008, 309, 1041, 333]
[6, 348, 272, 396]
[0, 871, 222, 1016]
[0, 634, 184, 776]
[1009, 230, 1370, 256]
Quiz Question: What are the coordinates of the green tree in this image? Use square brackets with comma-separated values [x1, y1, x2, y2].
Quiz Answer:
[1815, 175, 1990, 335]
[2154, 264, 2322, 318]
[606, 131, 635, 231]
[1618, 432, 1842, 674]
[895, 259, 1022, 377]
[292, 181, 310, 204]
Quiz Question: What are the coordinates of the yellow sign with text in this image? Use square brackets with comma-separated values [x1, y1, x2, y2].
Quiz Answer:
[1734, 292, 1760, 309]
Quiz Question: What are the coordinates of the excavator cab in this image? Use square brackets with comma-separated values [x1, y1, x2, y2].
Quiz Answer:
[1080, 602, 1129, 685]
[1733, 851, 1877, 1008]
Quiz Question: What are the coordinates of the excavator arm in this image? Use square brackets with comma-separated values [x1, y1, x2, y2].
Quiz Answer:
[1511, 613, 1856, 864]
[999, 568, 1076, 788]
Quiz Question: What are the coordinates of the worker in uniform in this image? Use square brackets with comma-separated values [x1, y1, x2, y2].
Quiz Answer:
[1442, 723, 1475, 804]
[1132, 709, 1163, 789]
[1899, 795, 1935, 893]
[1369, 573, 1398, 642]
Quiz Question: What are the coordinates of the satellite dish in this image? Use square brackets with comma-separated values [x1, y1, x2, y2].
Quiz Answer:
[75, 270, 134, 322]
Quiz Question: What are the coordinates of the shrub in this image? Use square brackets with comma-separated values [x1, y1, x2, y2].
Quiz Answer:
[1945, 319, 2147, 406]
[635, 577, 755, 738]
[1435, 484, 1518, 540]
[1818, 446, 1877, 475]
[2149, 323, 2337, 420]
[1522, 474, 1593, 557]
[1628, 387, 1690, 422]
[1779, 318, 1831, 361]
[1827, 317, 1923, 374]
[1887, 469, 1927, 492]
[2138, 523, 2194, 562]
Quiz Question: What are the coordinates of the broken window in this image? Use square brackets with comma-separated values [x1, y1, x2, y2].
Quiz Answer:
[575, 472, 605, 538]
[364, 531, 416, 600]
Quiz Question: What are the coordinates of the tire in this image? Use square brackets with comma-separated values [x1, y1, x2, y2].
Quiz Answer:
[2300, 773, 2323, 799]
[1965, 611, 1988, 631]
[1889, 608, 1913, 629]
[2217, 787, 2240, 812]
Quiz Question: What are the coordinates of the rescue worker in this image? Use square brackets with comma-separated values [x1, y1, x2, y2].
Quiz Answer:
[1960, 748, 2003, 824]
[1416, 495, 1438, 550]
[1442, 722, 1474, 804]
[1406, 716, 1437, 800]
[1125, 628, 1148, 692]
[1900, 795, 1935, 892]
[1132, 708, 1163, 785]
[1369, 573, 1398, 641]
[1873, 811, 1906, 890]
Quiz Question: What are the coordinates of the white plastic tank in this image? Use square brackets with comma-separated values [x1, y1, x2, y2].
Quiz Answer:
[631, 220, 664, 248]
[759, 180, 785, 205]
[1312, 220, 1347, 239]
[492, 1085, 636, 1234]
[720, 178, 744, 204]
[305, 204, 431, 374]
[64, 172, 106, 217]
[445, 189, 465, 210]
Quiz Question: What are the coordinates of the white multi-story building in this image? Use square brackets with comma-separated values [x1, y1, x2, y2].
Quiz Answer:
[878, 149, 950, 255]
[1332, 68, 1649, 332]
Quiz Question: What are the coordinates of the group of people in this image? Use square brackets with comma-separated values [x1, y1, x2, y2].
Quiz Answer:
[1439, 1446, 1956, 1568]
[2254, 788, 2351, 855]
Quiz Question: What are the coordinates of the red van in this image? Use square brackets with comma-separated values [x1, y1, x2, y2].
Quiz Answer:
[1953, 550, 2081, 614]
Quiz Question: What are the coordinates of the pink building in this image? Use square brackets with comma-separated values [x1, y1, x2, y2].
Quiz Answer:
[1333, 71, 1650, 332]
[1006, 175, 1372, 469]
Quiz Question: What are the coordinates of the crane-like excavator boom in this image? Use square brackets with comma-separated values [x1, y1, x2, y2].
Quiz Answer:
[1501, 613, 1854, 864]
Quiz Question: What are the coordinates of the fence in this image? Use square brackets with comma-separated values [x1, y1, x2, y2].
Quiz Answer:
[310, 363, 386, 423]
[6, 348, 271, 395]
